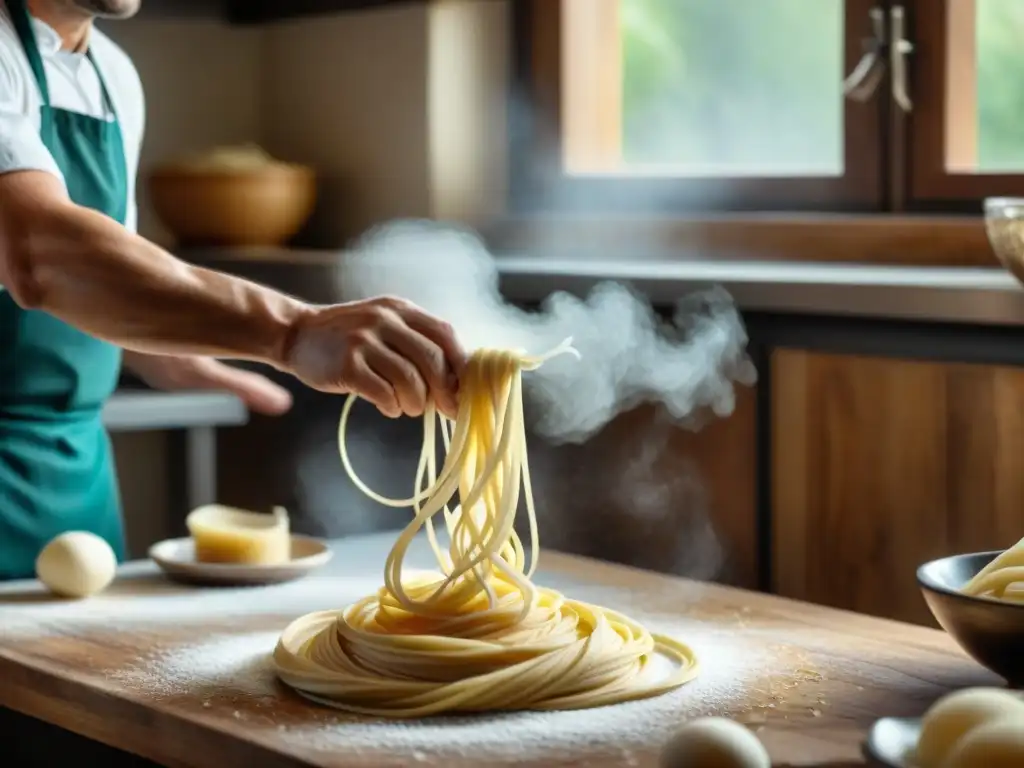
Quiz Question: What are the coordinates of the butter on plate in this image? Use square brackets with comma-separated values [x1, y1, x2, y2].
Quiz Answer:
[185, 504, 291, 566]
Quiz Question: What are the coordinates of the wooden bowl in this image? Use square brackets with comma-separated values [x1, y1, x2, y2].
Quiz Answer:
[148, 164, 316, 247]
[918, 551, 1024, 686]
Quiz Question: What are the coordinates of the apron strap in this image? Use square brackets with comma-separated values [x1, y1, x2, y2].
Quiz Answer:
[85, 49, 116, 119]
[3, 0, 51, 106]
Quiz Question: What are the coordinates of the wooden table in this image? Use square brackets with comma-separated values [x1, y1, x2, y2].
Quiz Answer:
[0, 533, 997, 768]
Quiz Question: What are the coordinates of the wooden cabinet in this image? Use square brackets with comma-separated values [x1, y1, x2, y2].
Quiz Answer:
[771, 349, 1024, 625]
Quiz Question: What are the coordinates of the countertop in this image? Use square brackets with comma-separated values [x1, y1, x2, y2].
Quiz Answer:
[497, 255, 1024, 326]
[0, 532, 995, 767]
[183, 247, 1024, 327]
[103, 389, 248, 432]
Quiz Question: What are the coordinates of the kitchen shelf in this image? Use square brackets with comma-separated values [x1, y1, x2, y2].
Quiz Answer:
[103, 389, 247, 433]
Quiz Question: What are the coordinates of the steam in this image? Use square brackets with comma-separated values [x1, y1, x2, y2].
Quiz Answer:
[337, 219, 756, 444]
[291, 218, 756, 583]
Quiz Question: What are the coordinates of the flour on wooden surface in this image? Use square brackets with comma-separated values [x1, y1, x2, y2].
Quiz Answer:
[274, 624, 787, 761]
[111, 630, 283, 701]
[0, 574, 383, 639]
[0, 533, 823, 761]
[106, 614, 796, 761]
[0, 555, 696, 639]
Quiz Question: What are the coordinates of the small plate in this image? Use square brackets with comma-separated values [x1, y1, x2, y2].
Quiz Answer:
[149, 535, 333, 586]
[863, 716, 921, 767]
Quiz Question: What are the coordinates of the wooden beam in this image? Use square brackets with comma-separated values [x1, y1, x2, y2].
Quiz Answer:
[562, 0, 622, 173]
[483, 214, 998, 268]
[427, 0, 510, 225]
[945, 0, 978, 172]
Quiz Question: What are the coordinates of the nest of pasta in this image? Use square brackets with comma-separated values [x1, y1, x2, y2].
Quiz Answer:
[274, 341, 699, 717]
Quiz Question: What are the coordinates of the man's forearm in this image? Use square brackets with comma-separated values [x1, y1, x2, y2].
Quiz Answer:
[8, 199, 310, 369]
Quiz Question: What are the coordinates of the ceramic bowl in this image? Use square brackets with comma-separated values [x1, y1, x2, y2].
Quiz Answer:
[918, 550, 1024, 686]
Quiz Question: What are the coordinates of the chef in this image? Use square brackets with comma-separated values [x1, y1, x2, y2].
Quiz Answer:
[0, 0, 465, 580]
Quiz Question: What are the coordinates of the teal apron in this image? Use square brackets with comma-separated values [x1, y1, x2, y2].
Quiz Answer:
[0, 0, 128, 579]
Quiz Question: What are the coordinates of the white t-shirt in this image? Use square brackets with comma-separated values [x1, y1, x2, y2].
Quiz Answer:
[0, 9, 143, 233]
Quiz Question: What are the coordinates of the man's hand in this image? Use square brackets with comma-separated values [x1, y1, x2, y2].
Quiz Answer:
[122, 351, 293, 416]
[284, 296, 466, 420]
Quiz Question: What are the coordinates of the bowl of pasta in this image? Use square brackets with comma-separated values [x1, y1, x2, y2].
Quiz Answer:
[918, 540, 1024, 686]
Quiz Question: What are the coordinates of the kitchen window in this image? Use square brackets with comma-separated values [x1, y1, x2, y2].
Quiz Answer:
[509, 0, 1024, 220]
[910, 0, 1024, 207]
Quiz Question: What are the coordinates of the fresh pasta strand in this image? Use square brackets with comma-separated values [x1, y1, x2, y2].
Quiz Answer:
[962, 535, 1024, 603]
[273, 339, 700, 717]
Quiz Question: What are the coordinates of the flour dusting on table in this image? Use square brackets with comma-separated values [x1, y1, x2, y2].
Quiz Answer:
[0, 572, 383, 639]
[278, 624, 780, 761]
[0, 535, 819, 762]
[104, 614, 787, 760]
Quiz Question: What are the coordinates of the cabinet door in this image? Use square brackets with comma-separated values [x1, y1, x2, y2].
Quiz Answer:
[772, 350, 1024, 625]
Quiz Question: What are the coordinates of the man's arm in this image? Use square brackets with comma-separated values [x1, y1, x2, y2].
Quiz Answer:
[0, 47, 463, 417]
[0, 170, 464, 417]
[0, 42, 297, 370]
[0, 170, 306, 367]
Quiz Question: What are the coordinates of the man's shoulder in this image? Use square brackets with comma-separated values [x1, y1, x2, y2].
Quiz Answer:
[0, 13, 31, 103]
[0, 6, 27, 60]
[0, 6, 18, 48]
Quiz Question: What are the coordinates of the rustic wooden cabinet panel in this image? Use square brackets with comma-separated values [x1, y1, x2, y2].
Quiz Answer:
[771, 349, 1024, 625]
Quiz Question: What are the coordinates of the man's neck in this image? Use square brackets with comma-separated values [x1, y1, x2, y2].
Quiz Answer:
[26, 0, 92, 52]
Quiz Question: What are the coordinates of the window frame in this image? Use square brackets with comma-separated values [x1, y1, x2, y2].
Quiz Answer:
[905, 0, 1024, 210]
[508, 0, 887, 216]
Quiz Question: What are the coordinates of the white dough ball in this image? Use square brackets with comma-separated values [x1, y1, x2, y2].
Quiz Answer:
[916, 688, 1024, 767]
[35, 531, 117, 598]
[943, 717, 1024, 767]
[660, 717, 770, 768]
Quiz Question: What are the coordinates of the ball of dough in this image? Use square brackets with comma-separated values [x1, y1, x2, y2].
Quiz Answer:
[943, 717, 1024, 767]
[35, 532, 117, 598]
[660, 717, 770, 768]
[916, 688, 1024, 767]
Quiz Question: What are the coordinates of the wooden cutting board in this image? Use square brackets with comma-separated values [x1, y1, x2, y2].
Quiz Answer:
[0, 533, 997, 767]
